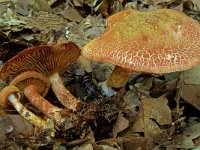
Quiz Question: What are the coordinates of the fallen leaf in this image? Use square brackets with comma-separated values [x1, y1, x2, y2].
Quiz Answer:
[124, 96, 172, 148]
[73, 0, 83, 7]
[181, 65, 200, 85]
[24, 11, 65, 31]
[97, 136, 148, 150]
[159, 122, 200, 149]
[122, 136, 148, 150]
[141, 0, 173, 5]
[123, 88, 141, 122]
[77, 56, 92, 73]
[60, 7, 83, 22]
[124, 2, 138, 10]
[0, 114, 34, 138]
[110, 1, 123, 14]
[112, 112, 129, 138]
[178, 65, 200, 110]
[74, 143, 93, 150]
[94, 0, 109, 16]
[191, 0, 200, 11]
[64, 22, 89, 47]
[99, 145, 119, 150]
[33, 0, 52, 12]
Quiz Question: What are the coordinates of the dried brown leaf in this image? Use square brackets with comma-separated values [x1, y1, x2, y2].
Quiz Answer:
[77, 56, 92, 73]
[0, 114, 34, 138]
[73, 0, 83, 6]
[60, 7, 83, 22]
[112, 112, 129, 138]
[142, 0, 174, 5]
[33, 0, 52, 12]
[94, 0, 109, 16]
[124, 2, 138, 10]
[179, 65, 200, 110]
[124, 96, 172, 148]
[99, 145, 119, 150]
[123, 88, 141, 122]
[191, 0, 200, 11]
[24, 12, 65, 31]
[110, 1, 123, 14]
[159, 122, 200, 149]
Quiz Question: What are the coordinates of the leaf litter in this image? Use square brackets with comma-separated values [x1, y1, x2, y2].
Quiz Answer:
[0, 0, 200, 149]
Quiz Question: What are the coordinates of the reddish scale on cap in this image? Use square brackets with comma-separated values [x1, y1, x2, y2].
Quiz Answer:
[0, 42, 81, 82]
[83, 9, 200, 74]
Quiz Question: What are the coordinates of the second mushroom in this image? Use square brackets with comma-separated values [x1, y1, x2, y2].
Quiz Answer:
[0, 42, 83, 112]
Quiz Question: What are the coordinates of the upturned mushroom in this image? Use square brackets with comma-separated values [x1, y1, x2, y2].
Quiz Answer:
[0, 85, 48, 129]
[82, 9, 200, 96]
[9, 71, 65, 126]
[0, 42, 82, 111]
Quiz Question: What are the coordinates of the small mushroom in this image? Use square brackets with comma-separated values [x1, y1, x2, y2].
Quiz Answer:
[0, 85, 48, 129]
[82, 9, 200, 96]
[0, 42, 82, 111]
[9, 71, 64, 126]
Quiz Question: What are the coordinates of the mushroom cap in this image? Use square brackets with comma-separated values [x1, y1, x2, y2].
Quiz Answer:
[82, 9, 200, 74]
[0, 41, 81, 82]
[9, 71, 50, 97]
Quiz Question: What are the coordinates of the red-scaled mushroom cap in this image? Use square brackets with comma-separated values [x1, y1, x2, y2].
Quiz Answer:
[0, 42, 81, 82]
[82, 9, 200, 74]
[9, 71, 50, 97]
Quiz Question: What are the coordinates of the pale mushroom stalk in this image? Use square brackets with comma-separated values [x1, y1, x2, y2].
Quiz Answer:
[24, 84, 62, 125]
[82, 9, 200, 97]
[0, 86, 48, 129]
[99, 66, 133, 96]
[9, 71, 64, 126]
[49, 72, 80, 111]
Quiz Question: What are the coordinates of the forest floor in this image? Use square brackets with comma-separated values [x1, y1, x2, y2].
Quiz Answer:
[0, 0, 200, 149]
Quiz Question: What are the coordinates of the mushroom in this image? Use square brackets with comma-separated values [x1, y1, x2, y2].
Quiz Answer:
[9, 71, 64, 126]
[0, 42, 82, 111]
[82, 9, 200, 96]
[0, 85, 48, 129]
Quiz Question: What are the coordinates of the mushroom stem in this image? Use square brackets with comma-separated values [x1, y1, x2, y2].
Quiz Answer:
[105, 65, 133, 88]
[100, 66, 133, 97]
[24, 84, 63, 125]
[0, 86, 48, 129]
[49, 72, 82, 112]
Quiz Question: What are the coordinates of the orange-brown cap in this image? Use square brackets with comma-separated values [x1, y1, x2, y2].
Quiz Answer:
[82, 9, 200, 74]
[0, 42, 81, 82]
[9, 71, 50, 97]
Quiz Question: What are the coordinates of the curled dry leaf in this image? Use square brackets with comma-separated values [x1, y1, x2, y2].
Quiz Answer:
[99, 145, 119, 150]
[110, 1, 123, 15]
[141, 0, 174, 5]
[25, 11, 65, 31]
[178, 65, 200, 110]
[64, 23, 89, 47]
[0, 114, 34, 138]
[112, 112, 129, 138]
[60, 7, 83, 22]
[123, 88, 141, 122]
[94, 0, 109, 16]
[74, 144, 93, 150]
[124, 96, 172, 148]
[191, 0, 200, 11]
[159, 122, 200, 149]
